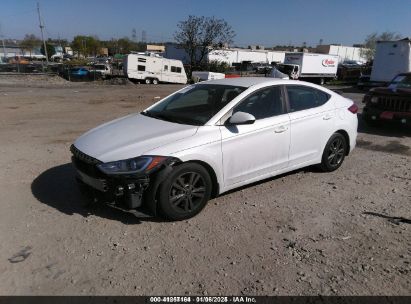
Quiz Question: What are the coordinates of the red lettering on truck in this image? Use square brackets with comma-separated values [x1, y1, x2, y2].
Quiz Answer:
[322, 59, 336, 67]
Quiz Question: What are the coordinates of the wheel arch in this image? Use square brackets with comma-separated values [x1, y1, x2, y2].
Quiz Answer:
[145, 158, 220, 216]
[183, 160, 220, 198]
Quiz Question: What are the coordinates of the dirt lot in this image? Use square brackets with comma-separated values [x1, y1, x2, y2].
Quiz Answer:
[0, 75, 410, 295]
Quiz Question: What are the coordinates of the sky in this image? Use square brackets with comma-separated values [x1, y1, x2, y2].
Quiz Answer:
[0, 0, 410, 47]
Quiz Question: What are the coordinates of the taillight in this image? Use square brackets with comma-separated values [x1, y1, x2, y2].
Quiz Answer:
[348, 104, 359, 114]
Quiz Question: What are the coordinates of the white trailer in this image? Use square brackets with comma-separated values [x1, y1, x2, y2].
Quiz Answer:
[277, 52, 339, 84]
[370, 38, 411, 83]
[192, 71, 225, 82]
[123, 53, 187, 84]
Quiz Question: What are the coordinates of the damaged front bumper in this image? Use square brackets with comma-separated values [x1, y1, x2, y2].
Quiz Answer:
[74, 165, 150, 209]
[70, 145, 177, 213]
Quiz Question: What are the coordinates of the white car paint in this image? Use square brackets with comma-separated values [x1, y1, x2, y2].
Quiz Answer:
[73, 78, 357, 195]
[74, 114, 198, 162]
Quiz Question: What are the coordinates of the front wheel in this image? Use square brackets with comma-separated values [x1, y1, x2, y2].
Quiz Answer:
[152, 78, 159, 85]
[144, 78, 151, 84]
[319, 133, 347, 172]
[157, 163, 212, 220]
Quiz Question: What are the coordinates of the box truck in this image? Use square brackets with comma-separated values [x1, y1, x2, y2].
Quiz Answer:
[370, 38, 411, 84]
[123, 53, 187, 84]
[276, 52, 339, 84]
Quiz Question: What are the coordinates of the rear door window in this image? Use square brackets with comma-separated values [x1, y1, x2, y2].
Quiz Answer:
[286, 85, 330, 112]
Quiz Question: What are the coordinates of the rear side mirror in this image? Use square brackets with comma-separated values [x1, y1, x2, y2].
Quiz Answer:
[227, 111, 256, 125]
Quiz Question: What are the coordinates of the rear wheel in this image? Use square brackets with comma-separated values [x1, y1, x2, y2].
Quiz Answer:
[152, 78, 159, 85]
[319, 133, 347, 172]
[144, 78, 151, 84]
[157, 163, 212, 220]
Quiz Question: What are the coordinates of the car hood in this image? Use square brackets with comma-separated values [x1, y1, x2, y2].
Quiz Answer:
[73, 113, 198, 162]
[370, 87, 411, 96]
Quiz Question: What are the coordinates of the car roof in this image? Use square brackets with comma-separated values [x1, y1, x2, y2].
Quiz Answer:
[199, 77, 290, 87]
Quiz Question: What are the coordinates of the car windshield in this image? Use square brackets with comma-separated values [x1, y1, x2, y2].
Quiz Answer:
[388, 75, 411, 89]
[142, 84, 247, 125]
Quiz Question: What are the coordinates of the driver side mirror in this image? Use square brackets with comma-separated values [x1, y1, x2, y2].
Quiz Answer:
[227, 111, 256, 125]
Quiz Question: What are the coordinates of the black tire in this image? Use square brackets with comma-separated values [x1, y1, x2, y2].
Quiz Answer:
[319, 78, 325, 85]
[157, 163, 212, 220]
[144, 78, 151, 84]
[152, 78, 159, 85]
[319, 133, 347, 172]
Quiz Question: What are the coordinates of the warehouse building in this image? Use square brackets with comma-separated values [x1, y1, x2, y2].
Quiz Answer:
[315, 44, 368, 63]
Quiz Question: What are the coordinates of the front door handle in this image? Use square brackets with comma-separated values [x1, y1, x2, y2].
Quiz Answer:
[274, 126, 288, 133]
[323, 114, 332, 120]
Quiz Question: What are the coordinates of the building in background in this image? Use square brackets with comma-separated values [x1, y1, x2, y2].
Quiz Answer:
[146, 44, 165, 53]
[0, 45, 45, 59]
[164, 44, 285, 66]
[64, 47, 73, 56]
[315, 44, 368, 63]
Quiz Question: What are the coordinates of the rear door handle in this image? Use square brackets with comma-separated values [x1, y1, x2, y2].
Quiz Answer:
[323, 114, 332, 120]
[274, 125, 288, 133]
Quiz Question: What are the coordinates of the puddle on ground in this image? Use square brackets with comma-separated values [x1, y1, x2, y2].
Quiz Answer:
[357, 139, 411, 156]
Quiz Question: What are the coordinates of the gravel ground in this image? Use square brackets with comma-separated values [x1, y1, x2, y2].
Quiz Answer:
[0, 75, 410, 295]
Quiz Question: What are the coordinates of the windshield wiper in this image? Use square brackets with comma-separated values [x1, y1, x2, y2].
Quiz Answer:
[141, 111, 184, 124]
[142, 111, 202, 126]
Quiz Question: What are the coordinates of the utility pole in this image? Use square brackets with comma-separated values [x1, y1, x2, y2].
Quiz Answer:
[142, 30, 147, 43]
[37, 2, 49, 65]
[0, 24, 7, 62]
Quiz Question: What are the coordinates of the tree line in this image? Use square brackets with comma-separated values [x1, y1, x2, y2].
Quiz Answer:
[18, 34, 149, 60]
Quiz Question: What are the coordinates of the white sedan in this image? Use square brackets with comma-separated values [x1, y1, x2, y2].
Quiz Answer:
[71, 78, 358, 220]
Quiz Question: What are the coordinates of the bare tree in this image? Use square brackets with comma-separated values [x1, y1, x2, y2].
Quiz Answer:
[361, 31, 402, 61]
[174, 16, 235, 76]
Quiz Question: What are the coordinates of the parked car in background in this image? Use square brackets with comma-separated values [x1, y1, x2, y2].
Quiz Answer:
[71, 78, 358, 220]
[341, 60, 365, 67]
[357, 75, 371, 90]
[89, 64, 111, 78]
[70, 67, 89, 79]
[362, 72, 411, 126]
[253, 63, 273, 74]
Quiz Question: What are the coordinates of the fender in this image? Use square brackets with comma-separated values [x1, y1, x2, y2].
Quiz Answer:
[143, 158, 182, 216]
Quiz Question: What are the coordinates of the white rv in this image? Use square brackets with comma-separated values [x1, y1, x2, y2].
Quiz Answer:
[123, 53, 187, 84]
[277, 52, 339, 84]
[370, 38, 411, 83]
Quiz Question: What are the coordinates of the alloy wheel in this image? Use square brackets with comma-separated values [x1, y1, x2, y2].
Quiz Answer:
[169, 172, 206, 213]
[327, 137, 345, 166]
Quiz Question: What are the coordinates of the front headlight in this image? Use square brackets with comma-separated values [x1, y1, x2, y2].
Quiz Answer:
[97, 156, 166, 175]
[370, 96, 379, 103]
